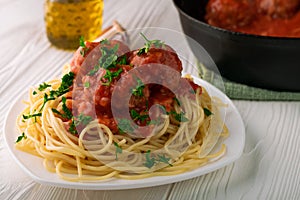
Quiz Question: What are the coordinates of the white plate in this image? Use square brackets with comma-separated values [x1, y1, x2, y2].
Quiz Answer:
[3, 76, 245, 190]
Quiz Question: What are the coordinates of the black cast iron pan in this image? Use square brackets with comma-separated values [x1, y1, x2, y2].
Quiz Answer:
[173, 0, 300, 91]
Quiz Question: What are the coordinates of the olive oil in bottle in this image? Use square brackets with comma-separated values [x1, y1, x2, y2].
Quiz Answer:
[45, 0, 103, 50]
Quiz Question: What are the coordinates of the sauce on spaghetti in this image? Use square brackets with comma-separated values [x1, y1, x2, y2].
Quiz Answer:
[68, 40, 201, 136]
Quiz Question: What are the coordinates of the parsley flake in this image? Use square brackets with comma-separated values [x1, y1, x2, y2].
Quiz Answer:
[116, 55, 127, 65]
[100, 39, 109, 45]
[157, 154, 173, 166]
[22, 113, 42, 120]
[189, 89, 195, 94]
[101, 68, 123, 86]
[61, 96, 73, 120]
[84, 81, 90, 88]
[99, 44, 119, 69]
[117, 118, 136, 134]
[88, 44, 120, 76]
[143, 151, 173, 168]
[74, 113, 93, 126]
[144, 150, 156, 168]
[203, 108, 213, 116]
[51, 97, 73, 119]
[15, 132, 27, 143]
[38, 82, 51, 91]
[51, 108, 62, 115]
[67, 113, 93, 135]
[69, 118, 77, 135]
[137, 33, 165, 55]
[114, 142, 122, 160]
[174, 97, 181, 106]
[79, 36, 89, 57]
[39, 93, 56, 111]
[79, 36, 86, 47]
[131, 77, 145, 97]
[130, 109, 149, 122]
[88, 65, 100, 76]
[51, 97, 73, 120]
[49, 72, 75, 98]
[169, 110, 189, 122]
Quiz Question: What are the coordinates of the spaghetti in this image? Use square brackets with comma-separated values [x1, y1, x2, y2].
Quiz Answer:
[15, 36, 228, 182]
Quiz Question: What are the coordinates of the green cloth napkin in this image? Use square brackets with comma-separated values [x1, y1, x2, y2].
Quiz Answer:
[198, 64, 300, 101]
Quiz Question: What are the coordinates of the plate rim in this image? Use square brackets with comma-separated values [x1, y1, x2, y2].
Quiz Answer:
[3, 76, 245, 190]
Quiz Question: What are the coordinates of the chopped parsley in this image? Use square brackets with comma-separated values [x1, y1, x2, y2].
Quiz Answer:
[157, 154, 173, 167]
[38, 82, 51, 91]
[51, 108, 62, 116]
[88, 65, 100, 76]
[74, 113, 93, 126]
[143, 151, 173, 168]
[88, 44, 120, 76]
[101, 68, 123, 86]
[100, 39, 109, 45]
[22, 113, 42, 120]
[114, 142, 122, 160]
[51, 97, 77, 134]
[131, 77, 145, 97]
[147, 119, 161, 125]
[39, 93, 56, 111]
[79, 36, 89, 57]
[173, 97, 181, 106]
[69, 119, 77, 135]
[144, 150, 156, 168]
[158, 105, 167, 114]
[189, 89, 195, 94]
[117, 118, 136, 134]
[79, 36, 86, 47]
[144, 151, 173, 168]
[64, 107, 92, 135]
[203, 108, 213, 117]
[52, 99, 92, 135]
[32, 82, 51, 95]
[15, 132, 27, 143]
[169, 110, 189, 122]
[84, 81, 90, 88]
[51, 97, 73, 119]
[61, 96, 73, 119]
[49, 72, 75, 98]
[117, 55, 128, 65]
[130, 109, 149, 122]
[159, 106, 189, 123]
[99, 44, 119, 69]
[137, 33, 165, 55]
[69, 113, 93, 135]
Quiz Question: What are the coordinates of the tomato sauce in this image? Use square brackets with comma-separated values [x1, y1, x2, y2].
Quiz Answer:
[205, 0, 300, 37]
[68, 40, 202, 136]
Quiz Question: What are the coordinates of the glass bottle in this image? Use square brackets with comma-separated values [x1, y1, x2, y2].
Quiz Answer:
[45, 0, 103, 50]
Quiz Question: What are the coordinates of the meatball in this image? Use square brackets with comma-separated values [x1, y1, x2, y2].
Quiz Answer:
[257, 0, 300, 18]
[206, 0, 256, 29]
[70, 41, 99, 74]
[129, 45, 183, 73]
[70, 40, 130, 75]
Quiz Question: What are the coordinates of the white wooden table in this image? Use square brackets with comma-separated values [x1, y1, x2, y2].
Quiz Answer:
[0, 0, 299, 199]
